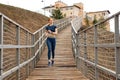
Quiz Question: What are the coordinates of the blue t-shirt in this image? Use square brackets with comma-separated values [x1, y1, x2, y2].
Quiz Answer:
[46, 25, 57, 32]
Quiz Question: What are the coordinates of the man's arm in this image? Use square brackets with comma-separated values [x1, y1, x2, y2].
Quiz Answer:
[51, 28, 58, 35]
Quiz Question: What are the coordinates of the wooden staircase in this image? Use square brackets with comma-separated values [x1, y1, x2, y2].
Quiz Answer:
[26, 26, 89, 80]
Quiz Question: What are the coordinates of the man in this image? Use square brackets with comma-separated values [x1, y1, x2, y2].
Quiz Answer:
[45, 18, 58, 66]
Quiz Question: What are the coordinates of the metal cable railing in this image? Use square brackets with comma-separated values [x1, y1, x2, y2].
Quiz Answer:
[0, 13, 71, 80]
[71, 11, 120, 80]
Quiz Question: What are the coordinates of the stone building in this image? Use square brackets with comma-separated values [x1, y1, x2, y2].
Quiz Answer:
[43, 0, 110, 31]
[82, 10, 110, 31]
[86, 10, 110, 21]
[43, 0, 83, 18]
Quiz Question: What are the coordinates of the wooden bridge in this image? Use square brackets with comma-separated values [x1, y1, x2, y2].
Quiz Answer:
[0, 11, 120, 80]
[26, 26, 88, 80]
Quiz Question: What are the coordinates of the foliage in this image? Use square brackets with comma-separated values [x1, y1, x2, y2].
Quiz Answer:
[98, 16, 107, 30]
[51, 9, 64, 19]
[82, 14, 107, 31]
[84, 15, 90, 27]
[93, 15, 98, 24]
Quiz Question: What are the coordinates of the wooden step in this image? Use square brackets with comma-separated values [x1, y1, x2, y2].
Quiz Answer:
[26, 26, 89, 80]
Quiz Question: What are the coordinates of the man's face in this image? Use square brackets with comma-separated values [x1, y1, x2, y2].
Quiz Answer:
[49, 18, 53, 24]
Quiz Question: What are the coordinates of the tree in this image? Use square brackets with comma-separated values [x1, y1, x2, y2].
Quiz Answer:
[93, 15, 98, 24]
[51, 9, 64, 19]
[98, 16, 107, 30]
[84, 15, 90, 27]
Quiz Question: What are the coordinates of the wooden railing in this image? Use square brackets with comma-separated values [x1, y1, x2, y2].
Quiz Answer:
[71, 11, 120, 80]
[0, 13, 71, 80]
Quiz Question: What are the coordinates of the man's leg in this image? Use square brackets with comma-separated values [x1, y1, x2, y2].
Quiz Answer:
[51, 38, 56, 65]
[46, 38, 52, 66]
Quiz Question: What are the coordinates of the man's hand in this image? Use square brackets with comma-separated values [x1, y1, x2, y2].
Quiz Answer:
[48, 30, 52, 34]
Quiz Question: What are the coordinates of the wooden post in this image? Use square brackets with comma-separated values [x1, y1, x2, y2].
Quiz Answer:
[0, 15, 3, 80]
[94, 25, 98, 80]
[114, 14, 120, 80]
[16, 26, 20, 80]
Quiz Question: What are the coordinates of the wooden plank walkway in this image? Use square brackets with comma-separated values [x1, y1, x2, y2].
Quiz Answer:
[26, 26, 89, 80]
